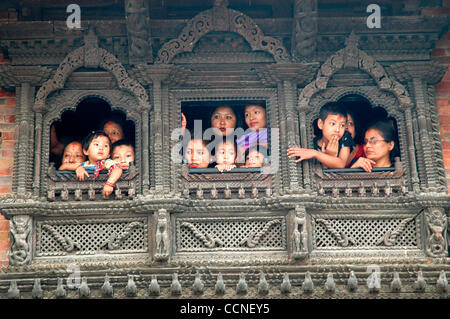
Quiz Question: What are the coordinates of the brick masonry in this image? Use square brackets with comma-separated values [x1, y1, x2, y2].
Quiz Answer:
[0, 52, 15, 269]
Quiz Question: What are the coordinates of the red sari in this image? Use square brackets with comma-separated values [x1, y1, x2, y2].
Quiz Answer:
[346, 144, 365, 168]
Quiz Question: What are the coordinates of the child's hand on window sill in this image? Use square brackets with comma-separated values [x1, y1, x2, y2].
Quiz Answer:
[75, 166, 89, 181]
[215, 164, 236, 172]
[102, 183, 114, 197]
[287, 146, 316, 162]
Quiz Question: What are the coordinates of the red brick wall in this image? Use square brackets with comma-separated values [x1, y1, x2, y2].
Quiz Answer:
[433, 31, 450, 193]
[0, 53, 15, 269]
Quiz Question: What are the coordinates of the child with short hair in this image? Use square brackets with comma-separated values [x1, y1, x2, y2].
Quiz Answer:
[111, 140, 135, 170]
[243, 145, 268, 168]
[236, 104, 268, 165]
[58, 141, 86, 170]
[215, 140, 237, 172]
[73, 131, 123, 197]
[287, 102, 354, 169]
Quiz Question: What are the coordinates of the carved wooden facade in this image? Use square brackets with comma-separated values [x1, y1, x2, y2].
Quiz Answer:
[0, 0, 449, 298]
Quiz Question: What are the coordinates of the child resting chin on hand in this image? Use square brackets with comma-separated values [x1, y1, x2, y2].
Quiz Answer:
[73, 130, 123, 197]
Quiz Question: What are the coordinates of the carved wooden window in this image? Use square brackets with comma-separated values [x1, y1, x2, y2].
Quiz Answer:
[180, 100, 272, 172]
[312, 94, 406, 197]
[47, 97, 138, 201]
[180, 99, 274, 199]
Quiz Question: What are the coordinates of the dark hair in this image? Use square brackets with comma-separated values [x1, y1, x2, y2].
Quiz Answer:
[244, 144, 268, 160]
[318, 102, 347, 122]
[345, 106, 364, 145]
[99, 118, 126, 141]
[312, 118, 322, 138]
[370, 106, 388, 124]
[99, 117, 125, 129]
[365, 120, 400, 162]
[208, 105, 243, 130]
[63, 140, 83, 151]
[111, 139, 135, 153]
[243, 103, 266, 129]
[82, 130, 111, 151]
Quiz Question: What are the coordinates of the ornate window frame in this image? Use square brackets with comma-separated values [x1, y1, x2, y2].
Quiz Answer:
[44, 90, 143, 200]
[296, 32, 414, 195]
[31, 27, 150, 199]
[306, 86, 409, 196]
[155, 3, 290, 64]
[169, 88, 281, 199]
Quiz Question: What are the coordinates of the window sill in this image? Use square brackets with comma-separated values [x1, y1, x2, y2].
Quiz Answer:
[47, 165, 138, 201]
[181, 165, 272, 199]
[315, 165, 407, 197]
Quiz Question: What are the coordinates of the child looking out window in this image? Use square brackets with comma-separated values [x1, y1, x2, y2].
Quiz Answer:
[73, 131, 123, 197]
[287, 102, 354, 169]
[111, 140, 135, 170]
[215, 140, 237, 172]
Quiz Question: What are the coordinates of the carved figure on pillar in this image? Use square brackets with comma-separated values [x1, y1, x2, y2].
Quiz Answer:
[125, 0, 153, 65]
[155, 209, 169, 261]
[292, 0, 318, 60]
[292, 206, 308, 259]
[9, 215, 33, 266]
[424, 207, 448, 258]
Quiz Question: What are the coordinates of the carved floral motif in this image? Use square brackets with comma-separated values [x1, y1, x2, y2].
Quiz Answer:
[297, 32, 412, 111]
[34, 27, 150, 113]
[156, 6, 290, 63]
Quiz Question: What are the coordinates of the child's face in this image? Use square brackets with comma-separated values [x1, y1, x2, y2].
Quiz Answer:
[245, 149, 264, 168]
[346, 113, 355, 139]
[112, 145, 135, 169]
[318, 114, 347, 142]
[103, 121, 124, 144]
[83, 135, 111, 163]
[62, 142, 85, 164]
[185, 139, 210, 168]
[216, 142, 236, 165]
[245, 105, 267, 131]
[211, 106, 237, 136]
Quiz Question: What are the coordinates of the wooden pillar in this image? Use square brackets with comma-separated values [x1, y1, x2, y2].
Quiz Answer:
[15, 83, 35, 196]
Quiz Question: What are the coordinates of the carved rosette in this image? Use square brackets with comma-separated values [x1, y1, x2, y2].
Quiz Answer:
[9, 215, 33, 266]
[156, 6, 290, 64]
[424, 207, 448, 258]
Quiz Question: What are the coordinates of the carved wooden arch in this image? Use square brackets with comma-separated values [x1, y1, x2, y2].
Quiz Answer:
[307, 86, 402, 117]
[155, 5, 290, 64]
[33, 28, 151, 113]
[297, 32, 412, 111]
[45, 90, 141, 123]
[41, 89, 144, 197]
